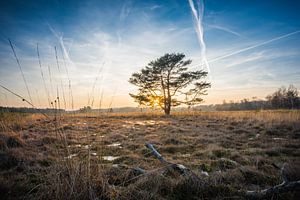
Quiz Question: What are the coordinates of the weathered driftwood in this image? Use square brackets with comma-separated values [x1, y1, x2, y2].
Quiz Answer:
[246, 163, 300, 198]
[246, 180, 300, 199]
[145, 143, 168, 164]
[145, 142, 192, 175]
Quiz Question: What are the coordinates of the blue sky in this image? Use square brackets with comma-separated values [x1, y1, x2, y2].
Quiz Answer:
[0, 0, 300, 109]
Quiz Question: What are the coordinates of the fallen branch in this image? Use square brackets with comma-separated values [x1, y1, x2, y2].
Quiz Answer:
[145, 143, 168, 164]
[246, 181, 300, 199]
[246, 163, 300, 198]
[145, 142, 192, 175]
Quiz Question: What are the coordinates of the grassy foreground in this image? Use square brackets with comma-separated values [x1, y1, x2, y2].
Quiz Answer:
[0, 110, 299, 199]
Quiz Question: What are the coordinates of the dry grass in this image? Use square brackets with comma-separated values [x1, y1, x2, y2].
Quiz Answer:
[182, 110, 300, 126]
[0, 110, 299, 199]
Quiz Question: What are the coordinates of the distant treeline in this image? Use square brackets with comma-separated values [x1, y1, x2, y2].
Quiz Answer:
[0, 106, 142, 114]
[0, 107, 64, 113]
[1, 85, 299, 113]
[210, 85, 300, 111]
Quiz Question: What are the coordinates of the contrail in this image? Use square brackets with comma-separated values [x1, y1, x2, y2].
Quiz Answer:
[207, 24, 242, 38]
[188, 0, 210, 73]
[118, 0, 132, 47]
[209, 30, 300, 64]
[192, 30, 300, 67]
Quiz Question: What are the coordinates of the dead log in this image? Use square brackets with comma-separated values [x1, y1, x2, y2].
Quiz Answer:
[246, 163, 300, 198]
[246, 181, 300, 199]
[145, 142, 193, 176]
[145, 143, 168, 164]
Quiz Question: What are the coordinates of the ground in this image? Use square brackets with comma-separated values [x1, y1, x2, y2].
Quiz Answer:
[0, 110, 299, 199]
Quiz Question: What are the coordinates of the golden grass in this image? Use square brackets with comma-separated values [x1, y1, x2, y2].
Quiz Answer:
[72, 109, 300, 126]
[177, 110, 300, 125]
[1, 110, 299, 199]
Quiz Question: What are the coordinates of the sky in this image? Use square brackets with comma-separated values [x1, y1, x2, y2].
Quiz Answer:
[0, 0, 300, 109]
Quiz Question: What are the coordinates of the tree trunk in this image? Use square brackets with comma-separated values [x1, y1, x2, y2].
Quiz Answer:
[164, 107, 170, 115]
[165, 75, 171, 115]
[164, 99, 171, 115]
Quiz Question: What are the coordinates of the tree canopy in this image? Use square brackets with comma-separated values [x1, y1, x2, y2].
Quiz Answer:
[129, 53, 211, 115]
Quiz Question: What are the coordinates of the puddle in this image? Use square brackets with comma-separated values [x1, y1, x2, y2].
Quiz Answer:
[102, 156, 119, 161]
[181, 153, 191, 157]
[107, 143, 122, 148]
[64, 154, 78, 159]
[83, 144, 92, 149]
[67, 144, 82, 148]
[273, 137, 285, 140]
[122, 124, 137, 129]
[249, 134, 260, 140]
[76, 122, 87, 125]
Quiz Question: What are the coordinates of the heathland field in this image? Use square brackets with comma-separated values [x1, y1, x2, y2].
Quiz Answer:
[0, 110, 299, 199]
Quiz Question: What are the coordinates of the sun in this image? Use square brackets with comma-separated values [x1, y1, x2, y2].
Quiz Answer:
[151, 96, 161, 107]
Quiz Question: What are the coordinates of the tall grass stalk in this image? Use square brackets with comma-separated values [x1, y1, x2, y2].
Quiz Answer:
[54, 46, 67, 110]
[35, 89, 41, 108]
[107, 88, 118, 113]
[8, 39, 33, 105]
[59, 45, 74, 110]
[98, 89, 104, 116]
[47, 65, 55, 103]
[0, 83, 50, 119]
[37, 43, 51, 108]
[88, 62, 105, 107]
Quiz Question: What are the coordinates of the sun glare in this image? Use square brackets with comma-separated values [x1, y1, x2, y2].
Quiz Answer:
[151, 97, 161, 106]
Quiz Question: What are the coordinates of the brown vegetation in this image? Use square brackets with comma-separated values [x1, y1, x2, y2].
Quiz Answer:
[0, 110, 299, 199]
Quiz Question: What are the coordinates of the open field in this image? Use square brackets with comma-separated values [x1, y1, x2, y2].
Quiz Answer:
[0, 110, 300, 199]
